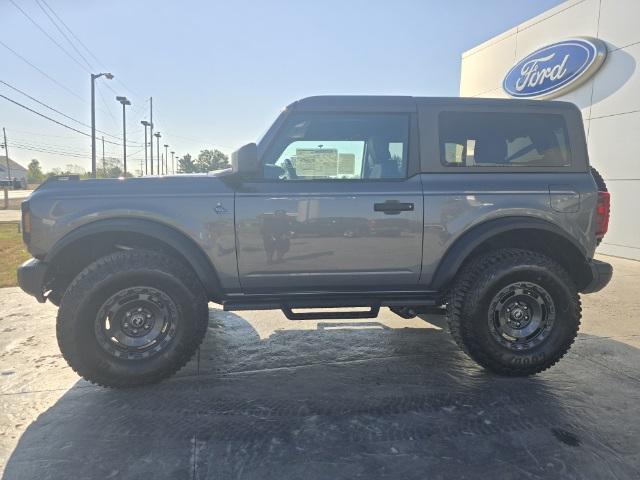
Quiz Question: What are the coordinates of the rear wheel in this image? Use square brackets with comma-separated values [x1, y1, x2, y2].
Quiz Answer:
[57, 250, 209, 388]
[447, 249, 581, 376]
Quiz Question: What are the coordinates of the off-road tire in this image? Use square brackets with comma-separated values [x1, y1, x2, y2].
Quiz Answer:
[57, 250, 209, 388]
[447, 248, 581, 376]
[590, 166, 608, 246]
[590, 166, 607, 192]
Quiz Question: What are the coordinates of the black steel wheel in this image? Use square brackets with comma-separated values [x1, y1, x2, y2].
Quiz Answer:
[94, 286, 179, 360]
[487, 282, 556, 351]
[57, 250, 209, 388]
[447, 249, 581, 376]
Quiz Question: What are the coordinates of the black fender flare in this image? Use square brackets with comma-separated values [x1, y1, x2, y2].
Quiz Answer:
[45, 218, 222, 298]
[430, 216, 588, 290]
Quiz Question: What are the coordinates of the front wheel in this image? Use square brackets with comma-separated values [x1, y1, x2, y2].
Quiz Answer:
[447, 249, 581, 376]
[57, 250, 209, 388]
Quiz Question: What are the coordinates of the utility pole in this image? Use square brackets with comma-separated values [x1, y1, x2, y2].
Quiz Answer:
[154, 132, 161, 175]
[170, 151, 175, 175]
[141, 120, 150, 175]
[2, 128, 10, 181]
[115, 96, 131, 176]
[90, 72, 113, 177]
[149, 97, 154, 175]
[101, 136, 105, 177]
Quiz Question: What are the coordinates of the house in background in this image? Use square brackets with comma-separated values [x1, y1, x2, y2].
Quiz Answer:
[0, 156, 28, 188]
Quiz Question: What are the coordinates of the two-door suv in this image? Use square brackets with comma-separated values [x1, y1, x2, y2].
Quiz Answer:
[18, 96, 613, 387]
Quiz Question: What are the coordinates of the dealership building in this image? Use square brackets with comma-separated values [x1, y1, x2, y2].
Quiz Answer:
[460, 0, 639, 260]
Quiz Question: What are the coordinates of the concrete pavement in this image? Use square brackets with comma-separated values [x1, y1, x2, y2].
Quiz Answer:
[0, 254, 638, 479]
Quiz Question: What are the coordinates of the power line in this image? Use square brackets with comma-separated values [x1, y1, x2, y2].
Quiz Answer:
[0, 79, 126, 142]
[11, 136, 119, 156]
[38, 0, 100, 65]
[11, 144, 89, 158]
[0, 93, 138, 148]
[37, 0, 142, 101]
[96, 83, 119, 126]
[9, 0, 91, 74]
[4, 3, 132, 113]
[35, 0, 94, 71]
[0, 39, 85, 103]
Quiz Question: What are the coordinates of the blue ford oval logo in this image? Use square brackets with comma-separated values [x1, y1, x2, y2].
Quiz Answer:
[503, 37, 607, 99]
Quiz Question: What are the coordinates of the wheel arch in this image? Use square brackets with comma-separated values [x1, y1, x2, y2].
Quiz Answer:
[44, 217, 222, 301]
[430, 216, 592, 292]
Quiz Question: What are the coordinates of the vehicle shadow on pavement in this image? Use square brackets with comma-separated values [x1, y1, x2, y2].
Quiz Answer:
[3, 307, 640, 480]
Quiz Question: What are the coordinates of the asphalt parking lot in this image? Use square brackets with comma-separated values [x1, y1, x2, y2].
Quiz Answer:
[1, 254, 639, 480]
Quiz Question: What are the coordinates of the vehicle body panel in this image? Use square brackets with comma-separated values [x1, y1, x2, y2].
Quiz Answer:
[234, 175, 424, 292]
[26, 175, 241, 292]
[17, 95, 608, 305]
[418, 172, 597, 286]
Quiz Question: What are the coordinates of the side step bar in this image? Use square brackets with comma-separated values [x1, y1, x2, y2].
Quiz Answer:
[222, 292, 442, 320]
[281, 305, 380, 320]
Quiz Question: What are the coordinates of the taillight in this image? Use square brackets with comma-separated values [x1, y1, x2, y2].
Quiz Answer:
[595, 191, 610, 240]
[21, 201, 31, 244]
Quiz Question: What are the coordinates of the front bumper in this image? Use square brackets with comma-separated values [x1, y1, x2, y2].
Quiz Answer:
[17, 258, 48, 303]
[581, 259, 613, 294]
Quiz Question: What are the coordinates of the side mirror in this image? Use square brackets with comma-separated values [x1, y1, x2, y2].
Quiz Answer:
[231, 143, 259, 176]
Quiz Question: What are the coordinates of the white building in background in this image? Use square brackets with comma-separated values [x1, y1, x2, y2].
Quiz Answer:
[460, 0, 639, 260]
[0, 156, 28, 188]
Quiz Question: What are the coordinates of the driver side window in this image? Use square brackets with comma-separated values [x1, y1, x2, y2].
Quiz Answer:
[263, 113, 408, 180]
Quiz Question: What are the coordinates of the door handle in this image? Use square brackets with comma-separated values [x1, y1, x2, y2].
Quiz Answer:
[374, 200, 414, 215]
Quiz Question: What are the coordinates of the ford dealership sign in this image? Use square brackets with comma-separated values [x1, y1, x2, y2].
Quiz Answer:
[503, 37, 607, 99]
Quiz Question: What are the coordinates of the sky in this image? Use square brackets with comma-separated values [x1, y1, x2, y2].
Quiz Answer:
[0, 0, 565, 173]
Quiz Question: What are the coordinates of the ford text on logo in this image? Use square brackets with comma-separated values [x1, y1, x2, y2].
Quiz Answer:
[503, 37, 607, 99]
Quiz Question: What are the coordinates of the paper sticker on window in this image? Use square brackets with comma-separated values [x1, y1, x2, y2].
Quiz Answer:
[294, 149, 338, 177]
[338, 153, 355, 175]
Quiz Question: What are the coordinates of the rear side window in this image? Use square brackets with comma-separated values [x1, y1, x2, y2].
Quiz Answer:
[439, 111, 571, 168]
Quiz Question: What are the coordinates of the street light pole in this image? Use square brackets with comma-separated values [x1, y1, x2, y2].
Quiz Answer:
[115, 96, 131, 176]
[141, 121, 150, 175]
[170, 151, 175, 175]
[154, 132, 161, 175]
[149, 97, 154, 175]
[102, 136, 105, 177]
[90, 72, 113, 178]
[164, 144, 169, 176]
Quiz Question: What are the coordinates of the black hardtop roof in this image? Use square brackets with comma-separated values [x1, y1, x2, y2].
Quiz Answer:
[288, 95, 576, 113]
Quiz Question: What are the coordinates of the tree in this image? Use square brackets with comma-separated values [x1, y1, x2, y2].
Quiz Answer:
[177, 153, 196, 173]
[95, 158, 125, 178]
[27, 159, 44, 183]
[195, 149, 229, 173]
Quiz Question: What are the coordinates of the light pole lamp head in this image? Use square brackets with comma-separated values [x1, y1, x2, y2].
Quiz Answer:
[116, 96, 131, 106]
[141, 120, 150, 127]
[93, 72, 114, 80]
[164, 144, 169, 148]
[170, 151, 175, 155]
[154, 132, 161, 138]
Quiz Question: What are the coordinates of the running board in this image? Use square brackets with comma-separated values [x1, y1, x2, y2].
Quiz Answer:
[281, 305, 380, 320]
[222, 292, 440, 314]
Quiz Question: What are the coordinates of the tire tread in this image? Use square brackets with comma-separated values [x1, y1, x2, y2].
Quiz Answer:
[446, 248, 581, 376]
[57, 250, 208, 388]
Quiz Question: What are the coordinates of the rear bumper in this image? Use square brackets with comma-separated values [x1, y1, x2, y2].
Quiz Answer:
[17, 258, 48, 303]
[581, 259, 613, 294]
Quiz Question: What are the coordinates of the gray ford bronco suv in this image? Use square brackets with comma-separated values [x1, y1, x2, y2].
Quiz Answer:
[18, 96, 612, 388]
